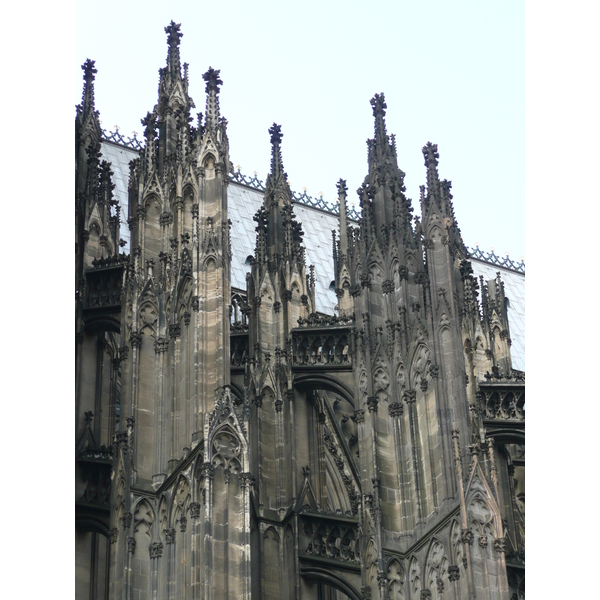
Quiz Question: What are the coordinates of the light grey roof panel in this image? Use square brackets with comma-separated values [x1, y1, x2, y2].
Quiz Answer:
[228, 182, 339, 314]
[471, 260, 525, 372]
[100, 141, 139, 252]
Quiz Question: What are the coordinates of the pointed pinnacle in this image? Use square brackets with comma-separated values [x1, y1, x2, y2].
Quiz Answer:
[165, 20, 183, 48]
[82, 59, 97, 82]
[268, 123, 284, 177]
[370, 93, 387, 139]
[203, 67, 223, 94]
[80, 59, 97, 114]
[164, 21, 183, 76]
[422, 141, 441, 196]
[422, 141, 439, 170]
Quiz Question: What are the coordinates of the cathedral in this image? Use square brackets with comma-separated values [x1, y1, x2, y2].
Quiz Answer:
[75, 22, 525, 600]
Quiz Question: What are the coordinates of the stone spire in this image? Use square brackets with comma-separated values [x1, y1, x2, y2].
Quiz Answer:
[267, 123, 285, 184]
[362, 93, 411, 249]
[165, 20, 183, 79]
[76, 59, 102, 196]
[80, 59, 98, 121]
[420, 142, 464, 250]
[337, 178, 349, 258]
[371, 92, 388, 147]
[203, 66, 223, 131]
[422, 141, 441, 206]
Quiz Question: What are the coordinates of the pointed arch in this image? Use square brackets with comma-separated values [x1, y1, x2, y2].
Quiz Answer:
[408, 555, 422, 599]
[386, 557, 406, 600]
[133, 498, 155, 540]
[263, 526, 281, 598]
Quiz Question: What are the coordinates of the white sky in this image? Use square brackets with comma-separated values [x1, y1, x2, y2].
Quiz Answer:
[76, 0, 524, 258]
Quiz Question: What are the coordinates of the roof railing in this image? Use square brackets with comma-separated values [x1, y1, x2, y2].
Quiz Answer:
[466, 246, 525, 274]
[101, 128, 144, 150]
[230, 168, 362, 221]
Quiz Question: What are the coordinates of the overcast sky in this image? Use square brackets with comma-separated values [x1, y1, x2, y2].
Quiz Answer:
[75, 0, 524, 258]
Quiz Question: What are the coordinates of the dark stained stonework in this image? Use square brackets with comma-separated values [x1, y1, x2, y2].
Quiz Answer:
[76, 22, 524, 600]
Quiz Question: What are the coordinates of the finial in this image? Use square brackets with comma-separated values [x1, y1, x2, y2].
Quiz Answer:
[165, 20, 183, 49]
[141, 112, 157, 139]
[268, 123, 285, 177]
[202, 67, 223, 94]
[82, 59, 97, 82]
[370, 93, 387, 119]
[336, 179, 348, 197]
[80, 59, 97, 115]
[269, 122, 283, 146]
[164, 21, 183, 76]
[422, 142, 439, 170]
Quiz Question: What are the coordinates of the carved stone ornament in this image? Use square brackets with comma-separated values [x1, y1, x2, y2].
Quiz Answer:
[287, 389, 295, 402]
[165, 528, 176, 545]
[183, 311, 191, 326]
[168, 323, 181, 339]
[388, 402, 403, 418]
[349, 284, 362, 297]
[179, 515, 187, 533]
[253, 394, 263, 408]
[149, 542, 163, 558]
[127, 537, 136, 554]
[429, 364, 439, 379]
[420, 377, 428, 392]
[154, 338, 169, 354]
[189, 502, 201, 519]
[159, 212, 173, 225]
[414, 271, 427, 285]
[478, 535, 488, 548]
[109, 528, 119, 544]
[121, 512, 132, 530]
[461, 529, 474, 545]
[275, 398, 283, 412]
[367, 397, 378, 413]
[273, 301, 282, 313]
[494, 537, 506, 553]
[353, 409, 365, 424]
[403, 389, 416, 404]
[200, 462, 215, 480]
[191, 296, 200, 312]
[130, 332, 142, 349]
[436, 577, 444, 593]
[301, 294, 309, 306]
[420, 590, 432, 600]
[448, 565, 460, 581]
[283, 290, 293, 302]
[240, 472, 255, 488]
[361, 586, 372, 600]
[223, 468, 231, 484]
[382, 279, 394, 294]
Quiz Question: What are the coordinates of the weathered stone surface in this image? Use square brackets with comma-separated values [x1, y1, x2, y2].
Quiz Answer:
[75, 22, 524, 600]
